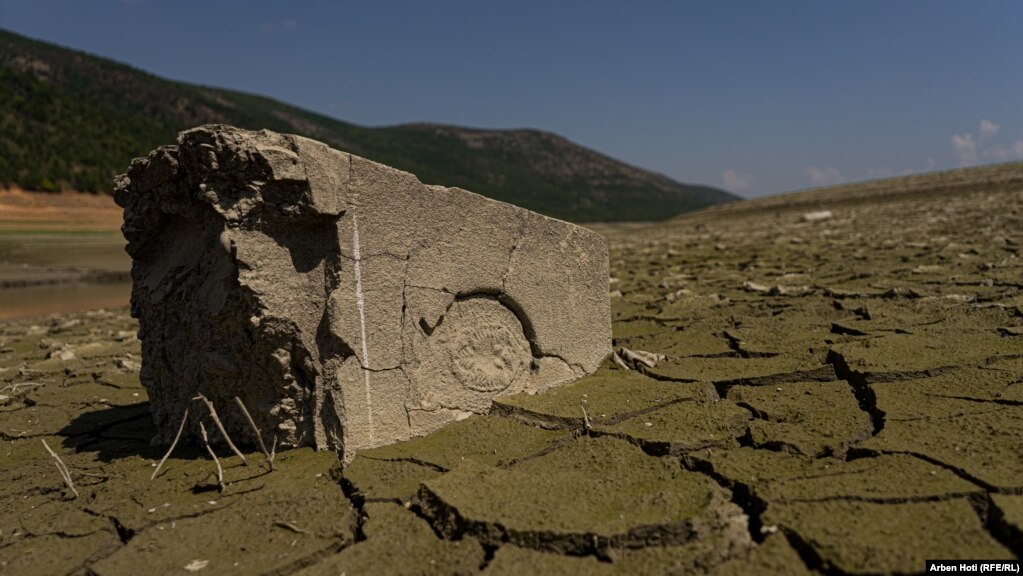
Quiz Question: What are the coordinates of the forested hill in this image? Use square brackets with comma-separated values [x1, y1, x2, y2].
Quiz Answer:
[0, 28, 738, 222]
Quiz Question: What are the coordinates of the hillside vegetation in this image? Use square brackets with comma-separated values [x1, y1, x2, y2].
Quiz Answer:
[0, 28, 737, 222]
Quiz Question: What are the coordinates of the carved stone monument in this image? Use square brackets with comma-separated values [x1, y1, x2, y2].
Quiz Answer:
[115, 125, 610, 461]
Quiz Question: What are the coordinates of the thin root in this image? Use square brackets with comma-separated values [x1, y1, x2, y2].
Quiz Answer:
[611, 351, 631, 370]
[198, 420, 225, 493]
[195, 393, 248, 465]
[41, 439, 78, 498]
[274, 521, 307, 534]
[234, 396, 273, 471]
[151, 407, 189, 481]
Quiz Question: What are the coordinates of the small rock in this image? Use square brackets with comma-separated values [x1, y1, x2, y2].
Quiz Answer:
[801, 210, 833, 222]
[618, 347, 667, 369]
[46, 349, 75, 361]
[768, 285, 813, 297]
[116, 358, 141, 372]
[742, 281, 770, 293]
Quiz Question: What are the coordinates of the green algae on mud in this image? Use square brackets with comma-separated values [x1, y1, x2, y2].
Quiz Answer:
[484, 527, 753, 576]
[695, 448, 983, 502]
[645, 354, 835, 386]
[707, 532, 814, 576]
[90, 450, 356, 576]
[727, 381, 872, 457]
[353, 414, 569, 470]
[417, 436, 740, 554]
[764, 499, 1012, 574]
[860, 405, 1023, 490]
[295, 503, 484, 576]
[595, 399, 751, 455]
[3, 170, 1023, 574]
[341, 455, 444, 504]
[492, 368, 715, 427]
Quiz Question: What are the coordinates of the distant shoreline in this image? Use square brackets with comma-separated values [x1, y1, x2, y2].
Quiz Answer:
[0, 187, 123, 232]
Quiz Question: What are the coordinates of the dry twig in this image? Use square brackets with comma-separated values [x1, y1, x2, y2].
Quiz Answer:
[233, 396, 273, 471]
[41, 439, 78, 498]
[581, 405, 593, 432]
[611, 350, 631, 370]
[198, 421, 225, 493]
[619, 347, 666, 369]
[274, 521, 307, 534]
[195, 393, 247, 465]
[151, 407, 189, 481]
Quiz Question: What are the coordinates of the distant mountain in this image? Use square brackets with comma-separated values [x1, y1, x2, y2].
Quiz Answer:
[0, 28, 738, 222]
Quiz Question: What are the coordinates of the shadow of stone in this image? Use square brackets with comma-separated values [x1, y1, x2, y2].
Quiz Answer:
[59, 401, 164, 462]
[59, 402, 274, 479]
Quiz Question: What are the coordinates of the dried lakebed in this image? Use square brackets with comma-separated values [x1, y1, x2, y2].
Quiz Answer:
[2, 171, 1022, 574]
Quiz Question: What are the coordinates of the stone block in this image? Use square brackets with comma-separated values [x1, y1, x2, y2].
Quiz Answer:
[114, 125, 610, 461]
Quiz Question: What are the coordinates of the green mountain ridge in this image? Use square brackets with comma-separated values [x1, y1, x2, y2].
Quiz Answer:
[0, 28, 739, 222]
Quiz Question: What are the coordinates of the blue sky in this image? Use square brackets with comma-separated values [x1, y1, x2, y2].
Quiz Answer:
[2, 1, 1021, 197]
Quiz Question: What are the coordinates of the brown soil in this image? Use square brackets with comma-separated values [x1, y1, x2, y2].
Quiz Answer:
[0, 187, 122, 232]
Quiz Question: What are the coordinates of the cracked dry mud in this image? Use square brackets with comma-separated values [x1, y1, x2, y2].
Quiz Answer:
[2, 163, 1022, 574]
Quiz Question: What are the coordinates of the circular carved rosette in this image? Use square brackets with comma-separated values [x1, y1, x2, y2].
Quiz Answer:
[449, 318, 530, 393]
[415, 297, 532, 406]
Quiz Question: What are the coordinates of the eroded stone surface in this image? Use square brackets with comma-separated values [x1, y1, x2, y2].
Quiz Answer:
[114, 125, 610, 459]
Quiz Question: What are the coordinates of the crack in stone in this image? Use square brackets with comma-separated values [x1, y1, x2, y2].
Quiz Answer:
[499, 220, 528, 293]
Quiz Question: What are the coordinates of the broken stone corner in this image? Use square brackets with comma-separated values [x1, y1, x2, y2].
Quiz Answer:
[115, 124, 611, 463]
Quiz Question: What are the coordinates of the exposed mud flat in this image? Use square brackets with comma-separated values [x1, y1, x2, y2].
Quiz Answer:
[0, 189, 131, 319]
[1, 171, 1022, 574]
